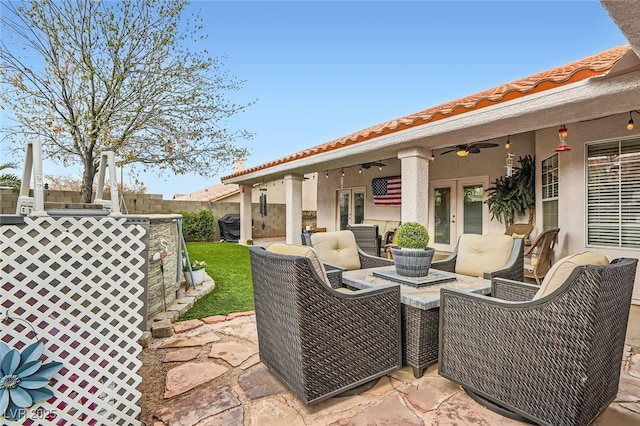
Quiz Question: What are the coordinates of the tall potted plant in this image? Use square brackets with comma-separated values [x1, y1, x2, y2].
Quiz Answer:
[485, 154, 535, 229]
[390, 222, 434, 277]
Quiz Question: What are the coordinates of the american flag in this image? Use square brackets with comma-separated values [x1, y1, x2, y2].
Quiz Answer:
[372, 176, 401, 206]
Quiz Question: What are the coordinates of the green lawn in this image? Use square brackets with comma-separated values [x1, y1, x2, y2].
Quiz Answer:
[180, 242, 254, 319]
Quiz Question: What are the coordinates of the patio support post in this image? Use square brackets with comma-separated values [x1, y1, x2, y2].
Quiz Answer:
[239, 184, 253, 244]
[398, 147, 430, 226]
[284, 173, 304, 245]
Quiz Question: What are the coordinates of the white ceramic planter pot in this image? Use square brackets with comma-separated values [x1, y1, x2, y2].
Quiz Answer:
[184, 268, 206, 286]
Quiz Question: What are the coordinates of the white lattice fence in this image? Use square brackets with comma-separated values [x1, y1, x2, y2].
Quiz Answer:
[0, 216, 148, 425]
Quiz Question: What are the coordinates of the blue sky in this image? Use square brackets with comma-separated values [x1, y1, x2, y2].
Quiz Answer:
[2, 1, 630, 198]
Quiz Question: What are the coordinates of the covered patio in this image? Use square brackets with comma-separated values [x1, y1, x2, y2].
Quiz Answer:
[222, 2, 640, 303]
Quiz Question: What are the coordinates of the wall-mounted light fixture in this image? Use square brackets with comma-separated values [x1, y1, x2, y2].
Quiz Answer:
[555, 125, 570, 152]
[627, 110, 640, 130]
[505, 135, 511, 150]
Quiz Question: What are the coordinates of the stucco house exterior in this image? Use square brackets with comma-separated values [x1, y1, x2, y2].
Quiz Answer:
[222, 2, 640, 303]
[173, 172, 317, 210]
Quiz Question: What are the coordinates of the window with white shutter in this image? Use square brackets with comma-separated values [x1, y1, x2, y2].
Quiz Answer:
[586, 139, 640, 248]
[542, 154, 559, 229]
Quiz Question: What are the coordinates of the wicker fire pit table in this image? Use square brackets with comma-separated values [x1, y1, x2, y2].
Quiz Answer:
[342, 265, 491, 378]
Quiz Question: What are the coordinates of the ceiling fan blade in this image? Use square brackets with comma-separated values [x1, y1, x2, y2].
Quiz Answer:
[361, 161, 386, 169]
[471, 142, 499, 149]
[468, 146, 481, 154]
[440, 148, 458, 155]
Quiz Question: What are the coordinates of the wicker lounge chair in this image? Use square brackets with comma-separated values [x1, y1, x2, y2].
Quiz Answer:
[302, 230, 393, 286]
[431, 234, 524, 282]
[249, 244, 402, 405]
[438, 253, 638, 425]
[524, 227, 560, 285]
[346, 224, 381, 256]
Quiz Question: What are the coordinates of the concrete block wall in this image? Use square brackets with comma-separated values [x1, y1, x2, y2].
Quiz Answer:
[0, 189, 312, 240]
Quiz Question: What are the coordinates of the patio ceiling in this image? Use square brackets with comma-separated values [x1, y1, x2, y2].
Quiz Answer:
[223, 6, 640, 186]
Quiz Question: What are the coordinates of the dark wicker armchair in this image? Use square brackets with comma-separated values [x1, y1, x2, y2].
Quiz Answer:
[302, 230, 393, 286]
[438, 256, 638, 425]
[346, 224, 381, 257]
[249, 245, 402, 405]
[431, 234, 524, 282]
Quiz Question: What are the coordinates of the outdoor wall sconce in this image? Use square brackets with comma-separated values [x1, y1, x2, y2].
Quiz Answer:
[555, 125, 570, 152]
[627, 110, 640, 130]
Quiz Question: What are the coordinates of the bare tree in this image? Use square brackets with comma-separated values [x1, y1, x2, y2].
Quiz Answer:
[47, 174, 147, 194]
[0, 0, 252, 202]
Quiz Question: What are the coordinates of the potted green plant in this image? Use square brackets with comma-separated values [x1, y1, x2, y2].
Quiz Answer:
[390, 222, 435, 277]
[183, 259, 207, 286]
[485, 154, 535, 230]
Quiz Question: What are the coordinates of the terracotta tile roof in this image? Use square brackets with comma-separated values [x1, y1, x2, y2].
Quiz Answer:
[223, 45, 631, 181]
[173, 182, 239, 201]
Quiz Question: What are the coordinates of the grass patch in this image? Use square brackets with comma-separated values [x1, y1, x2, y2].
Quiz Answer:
[180, 242, 254, 319]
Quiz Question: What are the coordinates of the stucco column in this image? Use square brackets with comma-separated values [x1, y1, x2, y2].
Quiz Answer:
[284, 173, 304, 245]
[239, 184, 252, 244]
[398, 147, 430, 227]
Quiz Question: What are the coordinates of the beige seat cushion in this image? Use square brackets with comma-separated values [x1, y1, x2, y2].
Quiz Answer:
[455, 234, 514, 277]
[310, 230, 361, 270]
[532, 251, 610, 300]
[267, 243, 330, 286]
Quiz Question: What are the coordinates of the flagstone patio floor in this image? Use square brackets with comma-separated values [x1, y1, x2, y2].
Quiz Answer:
[138, 305, 640, 426]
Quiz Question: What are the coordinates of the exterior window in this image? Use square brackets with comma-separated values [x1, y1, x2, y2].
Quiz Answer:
[586, 139, 640, 248]
[462, 184, 483, 234]
[541, 154, 559, 229]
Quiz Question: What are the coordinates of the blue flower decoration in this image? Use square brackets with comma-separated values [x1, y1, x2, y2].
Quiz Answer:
[0, 341, 63, 421]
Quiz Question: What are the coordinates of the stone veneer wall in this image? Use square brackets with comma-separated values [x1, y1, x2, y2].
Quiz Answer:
[146, 215, 181, 319]
[0, 189, 310, 239]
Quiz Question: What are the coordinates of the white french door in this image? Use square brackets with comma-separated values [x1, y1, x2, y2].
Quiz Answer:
[336, 187, 366, 230]
[429, 177, 490, 252]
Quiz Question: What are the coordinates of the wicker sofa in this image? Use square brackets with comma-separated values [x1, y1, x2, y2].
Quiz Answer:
[249, 244, 402, 404]
[438, 252, 638, 425]
[431, 234, 524, 282]
[362, 219, 400, 245]
[346, 224, 381, 256]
